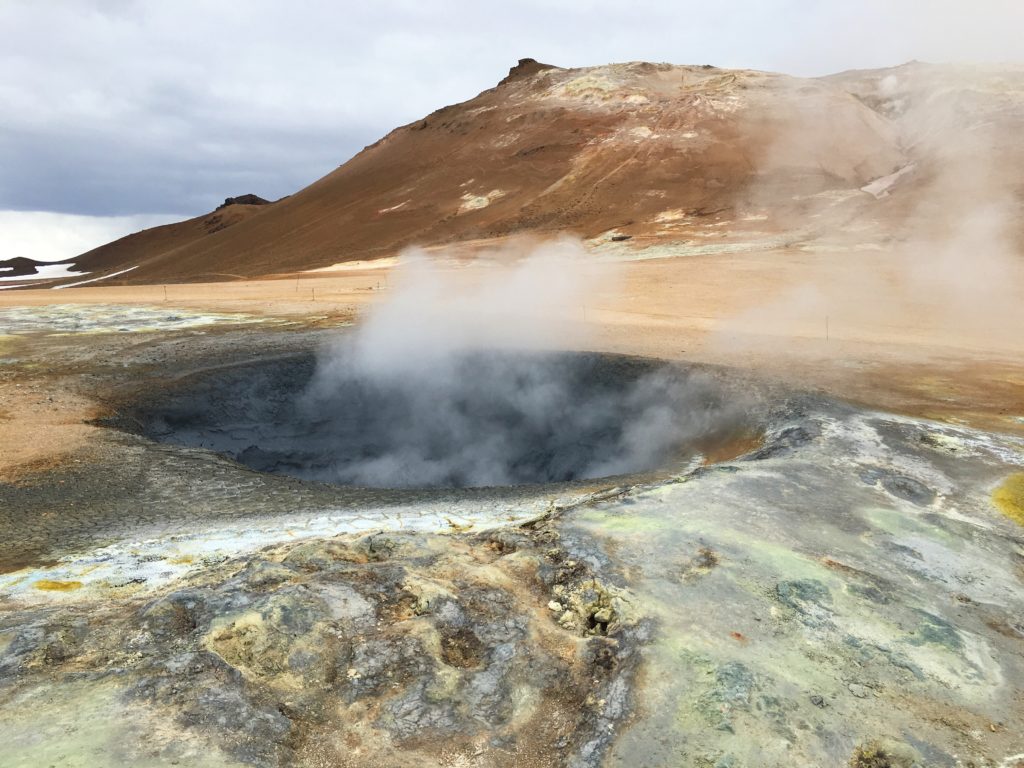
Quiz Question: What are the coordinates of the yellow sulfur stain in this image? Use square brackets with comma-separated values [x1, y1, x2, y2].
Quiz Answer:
[33, 579, 83, 592]
[993, 473, 1024, 526]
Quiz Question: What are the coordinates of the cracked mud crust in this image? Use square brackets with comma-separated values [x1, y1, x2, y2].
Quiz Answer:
[1, 523, 646, 768]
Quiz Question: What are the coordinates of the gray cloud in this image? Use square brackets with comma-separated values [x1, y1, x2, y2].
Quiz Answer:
[2, 0, 1023, 219]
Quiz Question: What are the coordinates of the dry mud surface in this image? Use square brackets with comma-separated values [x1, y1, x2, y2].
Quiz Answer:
[1, 286, 1024, 768]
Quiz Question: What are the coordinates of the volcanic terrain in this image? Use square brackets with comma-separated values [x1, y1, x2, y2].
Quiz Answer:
[1, 59, 1024, 768]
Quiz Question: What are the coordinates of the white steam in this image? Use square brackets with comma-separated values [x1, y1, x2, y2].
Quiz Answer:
[345, 238, 601, 377]
[717, 64, 1024, 354]
[295, 239, 745, 488]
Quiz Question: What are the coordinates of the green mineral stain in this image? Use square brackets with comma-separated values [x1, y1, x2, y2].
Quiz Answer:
[993, 473, 1024, 526]
[908, 610, 963, 652]
[775, 579, 832, 610]
[862, 507, 955, 545]
[730, 536, 839, 583]
[2, 681, 246, 768]
[577, 508, 672, 533]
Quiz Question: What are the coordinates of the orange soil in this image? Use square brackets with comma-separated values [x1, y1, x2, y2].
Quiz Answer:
[2, 250, 1021, 481]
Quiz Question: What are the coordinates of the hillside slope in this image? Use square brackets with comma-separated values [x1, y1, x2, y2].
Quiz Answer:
[36, 58, 919, 285]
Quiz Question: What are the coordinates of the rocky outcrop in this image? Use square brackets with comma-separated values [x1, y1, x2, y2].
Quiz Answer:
[217, 194, 271, 209]
[497, 57, 559, 85]
[1, 523, 646, 767]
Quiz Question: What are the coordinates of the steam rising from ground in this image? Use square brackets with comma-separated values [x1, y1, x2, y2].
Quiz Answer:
[298, 349, 724, 488]
[136, 240, 752, 488]
[289, 239, 740, 488]
[337, 238, 601, 378]
[719, 65, 1024, 354]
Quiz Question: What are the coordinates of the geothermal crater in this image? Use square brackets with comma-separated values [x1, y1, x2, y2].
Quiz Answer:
[127, 349, 754, 489]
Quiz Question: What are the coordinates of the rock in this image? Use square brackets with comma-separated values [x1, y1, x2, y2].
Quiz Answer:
[180, 686, 292, 764]
[281, 539, 355, 570]
[697, 662, 757, 733]
[859, 467, 936, 506]
[352, 531, 420, 561]
[848, 683, 871, 698]
[497, 57, 559, 86]
[848, 739, 922, 768]
[748, 424, 819, 460]
[909, 610, 964, 652]
[439, 627, 485, 669]
[314, 582, 375, 627]
[140, 591, 205, 640]
[204, 589, 328, 683]
[0, 521, 645, 767]
[217, 194, 270, 209]
[239, 559, 297, 589]
[773, 578, 835, 629]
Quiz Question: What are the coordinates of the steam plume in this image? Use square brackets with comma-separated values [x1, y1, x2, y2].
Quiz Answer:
[297, 238, 740, 488]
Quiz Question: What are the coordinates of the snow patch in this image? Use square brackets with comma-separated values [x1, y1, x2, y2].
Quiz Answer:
[0, 262, 85, 282]
[861, 163, 916, 199]
[459, 189, 506, 213]
[53, 265, 137, 289]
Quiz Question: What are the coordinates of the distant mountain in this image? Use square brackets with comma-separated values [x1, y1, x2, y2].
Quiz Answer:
[21, 59, 1023, 287]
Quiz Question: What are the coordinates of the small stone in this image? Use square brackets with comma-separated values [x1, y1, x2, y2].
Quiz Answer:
[848, 683, 870, 698]
[592, 608, 614, 624]
[810, 694, 826, 708]
[547, 600, 563, 612]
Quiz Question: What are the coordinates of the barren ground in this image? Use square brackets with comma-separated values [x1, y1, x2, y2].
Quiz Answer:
[4, 252, 1024, 768]
[2, 250, 1022, 482]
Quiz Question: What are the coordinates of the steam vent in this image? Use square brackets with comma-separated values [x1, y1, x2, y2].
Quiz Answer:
[3, 30, 1024, 768]
[127, 351, 757, 488]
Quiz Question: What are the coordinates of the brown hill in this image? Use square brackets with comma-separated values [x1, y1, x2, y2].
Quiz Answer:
[68, 202, 271, 280]
[47, 59, 967, 285]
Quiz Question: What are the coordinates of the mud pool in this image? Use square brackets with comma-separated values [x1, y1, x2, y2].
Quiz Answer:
[125, 350, 758, 489]
[1, 322, 1024, 767]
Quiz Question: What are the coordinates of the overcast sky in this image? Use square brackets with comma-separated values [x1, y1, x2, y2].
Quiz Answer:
[2, 0, 1023, 261]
